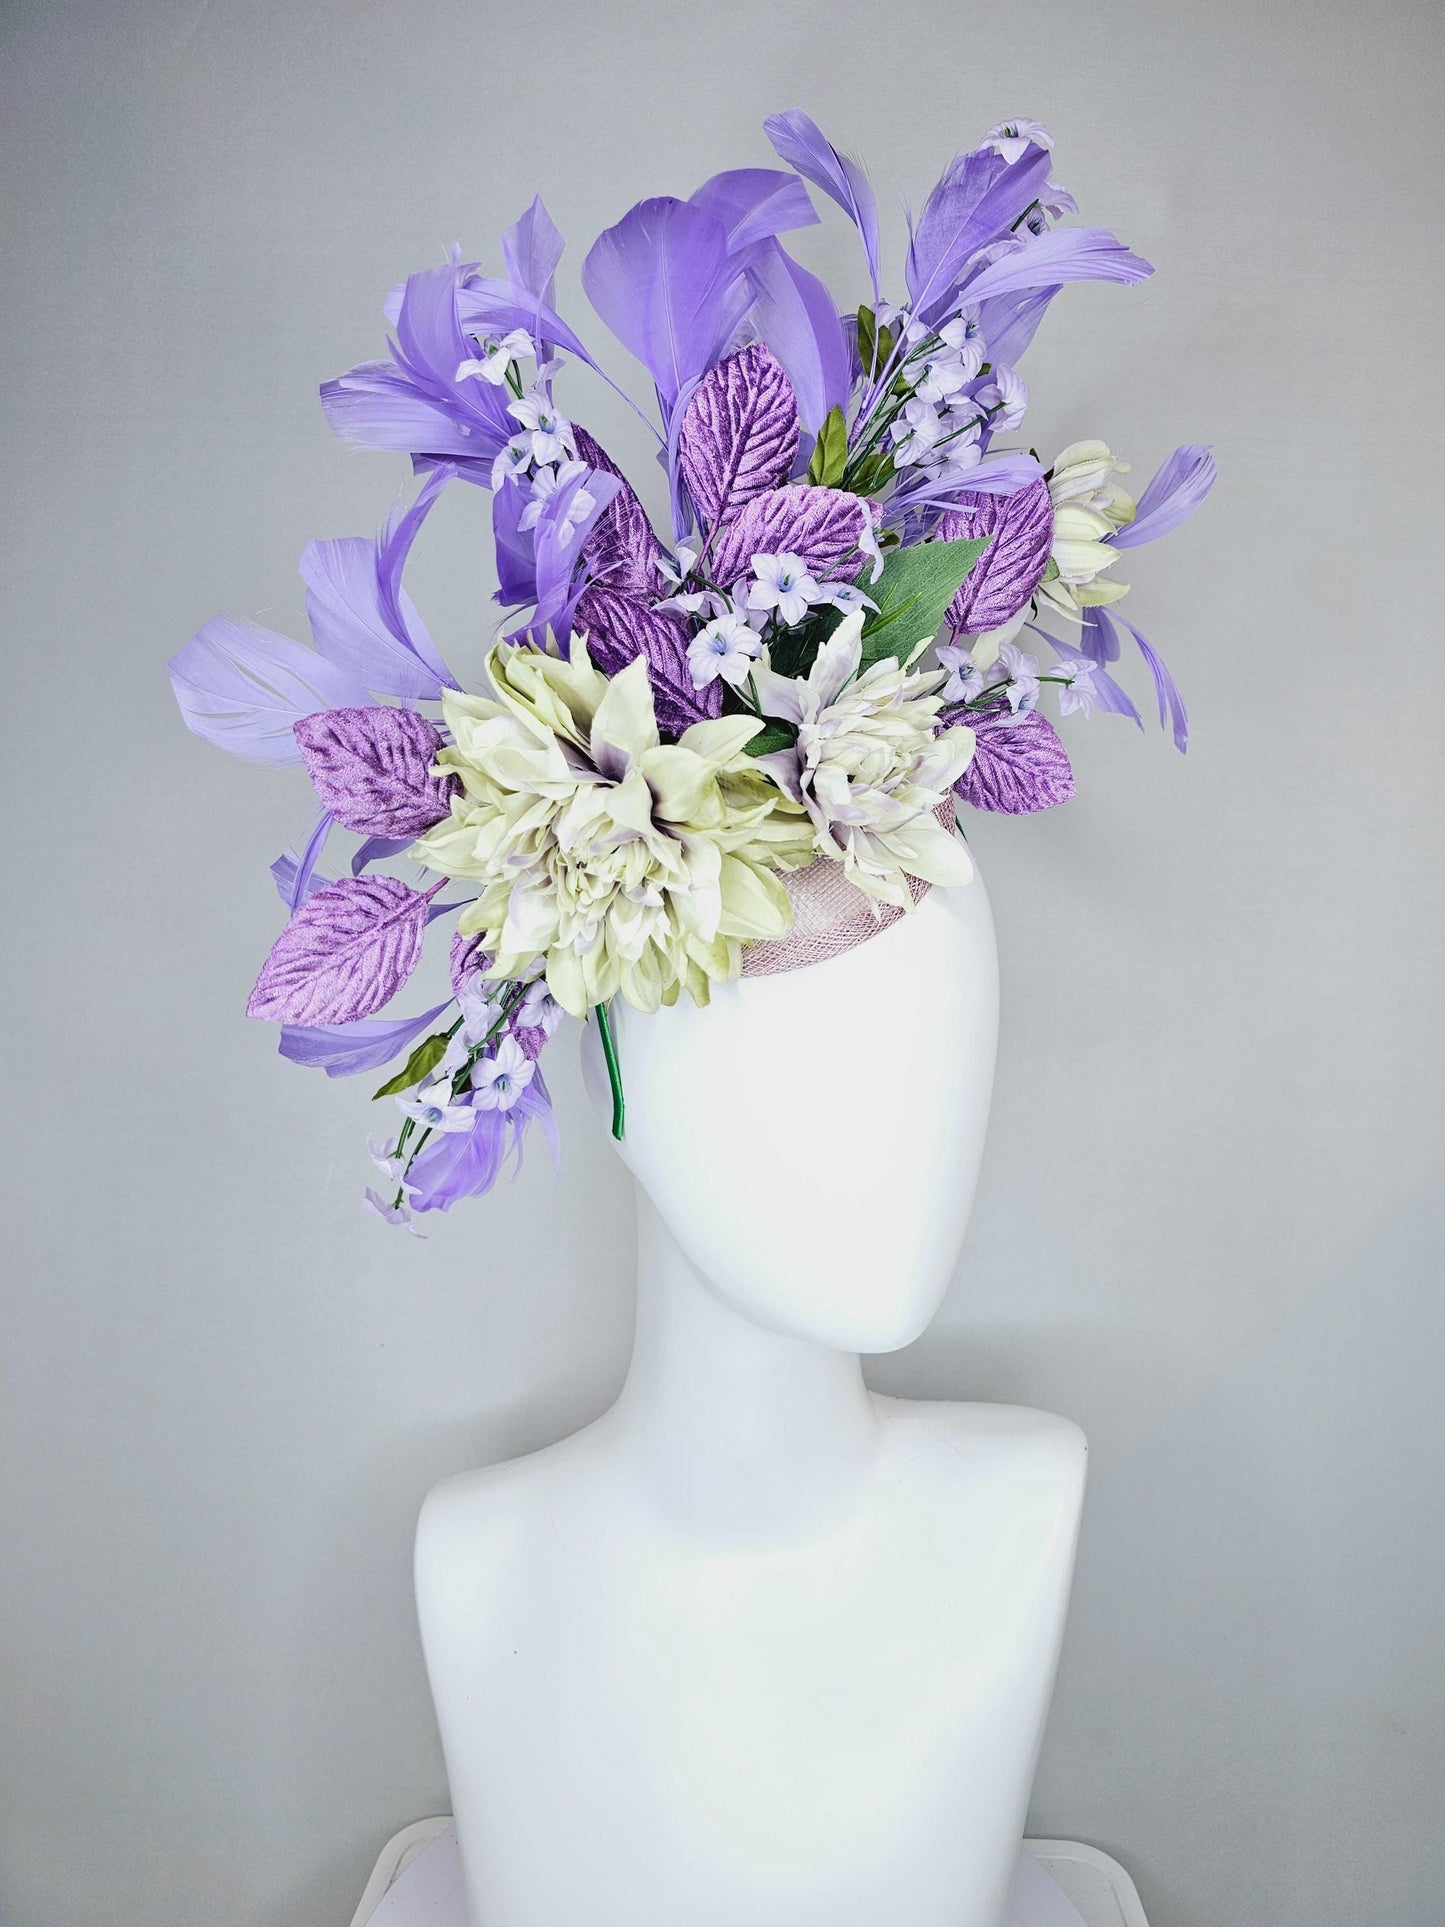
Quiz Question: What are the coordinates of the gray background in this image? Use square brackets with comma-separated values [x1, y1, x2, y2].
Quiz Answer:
[3, 2, 1442, 1923]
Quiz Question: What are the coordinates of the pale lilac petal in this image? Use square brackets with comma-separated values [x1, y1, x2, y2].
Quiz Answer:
[677, 344, 800, 527]
[293, 707, 456, 837]
[709, 485, 873, 588]
[954, 706, 1076, 814]
[746, 240, 851, 436]
[763, 110, 881, 297]
[529, 468, 623, 636]
[278, 1001, 450, 1078]
[1110, 445, 1217, 550]
[246, 876, 438, 1025]
[940, 477, 1053, 634]
[1045, 620, 1144, 728]
[169, 621, 371, 766]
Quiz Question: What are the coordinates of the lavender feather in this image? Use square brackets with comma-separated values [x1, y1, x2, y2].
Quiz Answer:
[279, 1001, 451, 1078]
[169, 621, 370, 767]
[677, 346, 799, 528]
[763, 110, 881, 297]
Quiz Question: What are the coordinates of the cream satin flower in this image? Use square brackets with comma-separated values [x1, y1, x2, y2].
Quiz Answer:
[751, 610, 977, 910]
[410, 634, 813, 1016]
[1036, 439, 1136, 621]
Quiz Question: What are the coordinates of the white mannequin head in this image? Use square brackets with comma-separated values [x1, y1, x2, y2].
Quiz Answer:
[581, 871, 999, 1354]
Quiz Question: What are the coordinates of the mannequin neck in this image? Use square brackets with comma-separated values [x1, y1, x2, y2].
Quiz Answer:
[608, 1197, 879, 1534]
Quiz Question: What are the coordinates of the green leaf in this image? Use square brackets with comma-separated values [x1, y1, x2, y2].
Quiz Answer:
[372, 1030, 450, 1100]
[857, 535, 993, 670]
[856, 305, 877, 374]
[742, 720, 799, 758]
[806, 405, 849, 487]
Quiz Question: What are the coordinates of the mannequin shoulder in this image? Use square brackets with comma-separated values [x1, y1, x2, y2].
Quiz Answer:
[872, 1395, 1088, 1505]
[415, 1426, 593, 1618]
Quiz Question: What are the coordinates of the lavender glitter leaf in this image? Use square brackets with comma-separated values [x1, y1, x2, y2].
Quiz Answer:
[293, 707, 456, 838]
[449, 930, 493, 998]
[678, 345, 800, 528]
[571, 426, 663, 599]
[574, 584, 722, 737]
[169, 621, 371, 767]
[954, 707, 1077, 815]
[278, 1001, 450, 1078]
[940, 478, 1054, 635]
[246, 876, 437, 1026]
[709, 484, 873, 589]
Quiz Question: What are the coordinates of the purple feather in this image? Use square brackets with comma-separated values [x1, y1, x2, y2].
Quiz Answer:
[677, 345, 800, 528]
[954, 707, 1077, 814]
[763, 110, 880, 298]
[571, 426, 663, 598]
[293, 707, 456, 838]
[746, 240, 851, 436]
[582, 198, 753, 415]
[709, 484, 873, 589]
[1096, 609, 1189, 751]
[907, 146, 1052, 320]
[528, 467, 623, 637]
[977, 287, 1060, 367]
[1110, 445, 1217, 550]
[301, 469, 457, 700]
[278, 1001, 451, 1078]
[492, 479, 537, 608]
[960, 228, 1153, 306]
[689, 168, 820, 256]
[939, 478, 1053, 634]
[169, 621, 371, 767]
[246, 876, 439, 1025]
[573, 584, 722, 737]
[406, 1108, 509, 1211]
[351, 835, 415, 875]
[500, 196, 564, 305]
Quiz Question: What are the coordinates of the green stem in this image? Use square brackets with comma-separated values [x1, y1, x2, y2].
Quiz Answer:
[594, 1001, 625, 1141]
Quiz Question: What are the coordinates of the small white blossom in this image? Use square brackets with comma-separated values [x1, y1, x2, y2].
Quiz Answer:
[396, 1080, 477, 1133]
[519, 460, 595, 539]
[471, 1036, 537, 1112]
[508, 387, 571, 464]
[814, 581, 877, 615]
[518, 978, 565, 1038]
[455, 328, 534, 385]
[889, 397, 948, 467]
[363, 1187, 425, 1236]
[912, 352, 969, 405]
[491, 435, 535, 490]
[938, 306, 986, 379]
[983, 118, 1054, 165]
[978, 364, 1029, 432]
[688, 611, 764, 689]
[747, 553, 824, 627]
[937, 641, 989, 705]
[997, 639, 1041, 714]
[1052, 655, 1098, 717]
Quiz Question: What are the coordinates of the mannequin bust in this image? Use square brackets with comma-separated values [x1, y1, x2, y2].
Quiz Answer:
[415, 869, 1087, 1927]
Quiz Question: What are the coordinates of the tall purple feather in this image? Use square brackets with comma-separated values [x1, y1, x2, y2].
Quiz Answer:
[688, 168, 819, 255]
[763, 110, 881, 297]
[709, 485, 873, 589]
[500, 197, 564, 305]
[677, 346, 800, 528]
[960, 228, 1153, 306]
[746, 240, 851, 436]
[573, 584, 722, 738]
[246, 876, 437, 1025]
[279, 1001, 451, 1078]
[906, 146, 1052, 320]
[571, 426, 663, 598]
[954, 708, 1076, 815]
[169, 622, 371, 767]
[293, 707, 456, 838]
[1110, 445, 1216, 550]
[939, 479, 1054, 635]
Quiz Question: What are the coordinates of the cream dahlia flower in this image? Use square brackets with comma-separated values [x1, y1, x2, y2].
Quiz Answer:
[410, 635, 813, 1016]
[750, 610, 977, 910]
[1036, 439, 1136, 621]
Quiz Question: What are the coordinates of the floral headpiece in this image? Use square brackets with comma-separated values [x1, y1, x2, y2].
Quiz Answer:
[170, 111, 1213, 1231]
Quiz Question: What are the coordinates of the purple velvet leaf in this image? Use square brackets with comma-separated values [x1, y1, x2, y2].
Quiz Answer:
[278, 1001, 450, 1078]
[746, 240, 851, 436]
[1110, 444, 1217, 550]
[960, 228, 1153, 307]
[939, 478, 1054, 635]
[677, 345, 800, 528]
[571, 426, 663, 599]
[169, 621, 371, 767]
[763, 110, 881, 297]
[906, 146, 1052, 319]
[449, 931, 493, 998]
[246, 876, 439, 1025]
[954, 707, 1077, 815]
[581, 197, 753, 414]
[573, 584, 722, 738]
[293, 707, 457, 838]
[501, 196, 564, 305]
[709, 484, 872, 589]
[688, 168, 819, 256]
